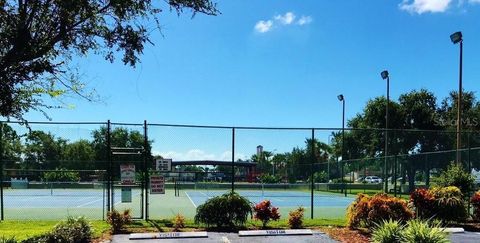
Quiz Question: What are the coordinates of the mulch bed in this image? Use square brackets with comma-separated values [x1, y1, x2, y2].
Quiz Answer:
[320, 226, 370, 243]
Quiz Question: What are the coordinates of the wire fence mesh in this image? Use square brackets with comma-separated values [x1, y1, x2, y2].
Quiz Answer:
[1, 121, 480, 220]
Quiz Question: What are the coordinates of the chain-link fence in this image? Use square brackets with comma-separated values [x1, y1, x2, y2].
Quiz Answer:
[1, 121, 480, 220]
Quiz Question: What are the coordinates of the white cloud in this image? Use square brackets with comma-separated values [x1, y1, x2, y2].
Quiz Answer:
[254, 20, 273, 33]
[154, 149, 248, 161]
[399, 0, 452, 14]
[274, 12, 296, 25]
[297, 16, 313, 25]
[254, 11, 312, 33]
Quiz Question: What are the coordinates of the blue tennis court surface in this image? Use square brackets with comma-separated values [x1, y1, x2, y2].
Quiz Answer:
[185, 190, 354, 208]
[3, 188, 140, 208]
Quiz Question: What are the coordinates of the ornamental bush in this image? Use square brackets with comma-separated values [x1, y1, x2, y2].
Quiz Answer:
[410, 186, 467, 222]
[107, 209, 132, 233]
[346, 193, 413, 229]
[371, 219, 404, 243]
[409, 188, 435, 219]
[401, 219, 449, 243]
[253, 200, 280, 228]
[431, 186, 467, 222]
[471, 191, 480, 221]
[172, 213, 186, 232]
[287, 207, 305, 229]
[194, 192, 251, 228]
[371, 219, 449, 243]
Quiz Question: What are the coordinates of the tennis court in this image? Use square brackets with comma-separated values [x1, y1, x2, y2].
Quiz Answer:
[2, 186, 354, 220]
[2, 186, 142, 220]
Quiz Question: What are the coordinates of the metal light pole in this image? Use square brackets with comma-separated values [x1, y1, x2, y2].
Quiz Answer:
[450, 31, 463, 164]
[338, 94, 346, 197]
[381, 70, 390, 193]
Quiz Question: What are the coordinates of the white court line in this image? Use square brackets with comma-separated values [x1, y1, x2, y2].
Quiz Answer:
[185, 191, 197, 208]
[76, 198, 104, 208]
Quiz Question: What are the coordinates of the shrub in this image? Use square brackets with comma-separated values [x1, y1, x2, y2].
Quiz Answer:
[410, 188, 435, 219]
[346, 193, 413, 229]
[194, 192, 251, 228]
[309, 171, 328, 183]
[22, 217, 93, 243]
[172, 213, 186, 232]
[431, 186, 467, 222]
[471, 191, 480, 221]
[43, 168, 80, 182]
[253, 200, 280, 228]
[260, 174, 281, 183]
[401, 219, 449, 243]
[371, 219, 449, 243]
[288, 207, 305, 229]
[107, 209, 132, 233]
[371, 219, 404, 243]
[436, 162, 475, 195]
[48, 216, 93, 243]
[410, 186, 467, 222]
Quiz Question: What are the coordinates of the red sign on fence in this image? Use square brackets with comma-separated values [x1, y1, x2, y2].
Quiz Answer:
[150, 175, 165, 194]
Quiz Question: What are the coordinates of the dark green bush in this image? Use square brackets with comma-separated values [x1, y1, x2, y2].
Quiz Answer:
[194, 192, 251, 228]
[43, 168, 80, 182]
[309, 171, 328, 183]
[436, 162, 475, 195]
[260, 174, 281, 183]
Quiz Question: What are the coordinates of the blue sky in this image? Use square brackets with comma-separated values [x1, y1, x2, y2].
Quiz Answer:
[19, 0, 480, 160]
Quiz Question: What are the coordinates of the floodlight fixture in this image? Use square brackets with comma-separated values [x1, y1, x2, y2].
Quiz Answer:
[337, 94, 344, 101]
[381, 70, 389, 80]
[450, 31, 462, 44]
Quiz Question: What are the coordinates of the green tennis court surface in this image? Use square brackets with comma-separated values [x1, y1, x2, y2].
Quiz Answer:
[2, 187, 353, 220]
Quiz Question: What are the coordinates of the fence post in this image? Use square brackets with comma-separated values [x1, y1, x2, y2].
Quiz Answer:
[231, 128, 235, 193]
[468, 132, 471, 172]
[144, 120, 149, 220]
[425, 154, 430, 188]
[106, 120, 111, 214]
[394, 155, 397, 197]
[0, 122, 4, 221]
[311, 128, 315, 219]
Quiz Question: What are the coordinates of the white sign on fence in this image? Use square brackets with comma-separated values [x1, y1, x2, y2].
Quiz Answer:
[156, 158, 172, 172]
[150, 175, 165, 194]
[120, 164, 135, 185]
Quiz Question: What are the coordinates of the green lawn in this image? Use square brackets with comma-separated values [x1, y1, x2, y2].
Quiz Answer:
[0, 220, 110, 241]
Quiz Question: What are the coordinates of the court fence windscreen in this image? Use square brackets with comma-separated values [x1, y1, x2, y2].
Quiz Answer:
[1, 121, 479, 220]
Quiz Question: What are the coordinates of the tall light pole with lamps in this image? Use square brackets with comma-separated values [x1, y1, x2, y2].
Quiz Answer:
[381, 70, 390, 193]
[450, 31, 463, 164]
[337, 94, 347, 197]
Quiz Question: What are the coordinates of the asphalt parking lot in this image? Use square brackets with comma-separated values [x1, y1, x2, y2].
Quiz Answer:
[111, 231, 338, 243]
